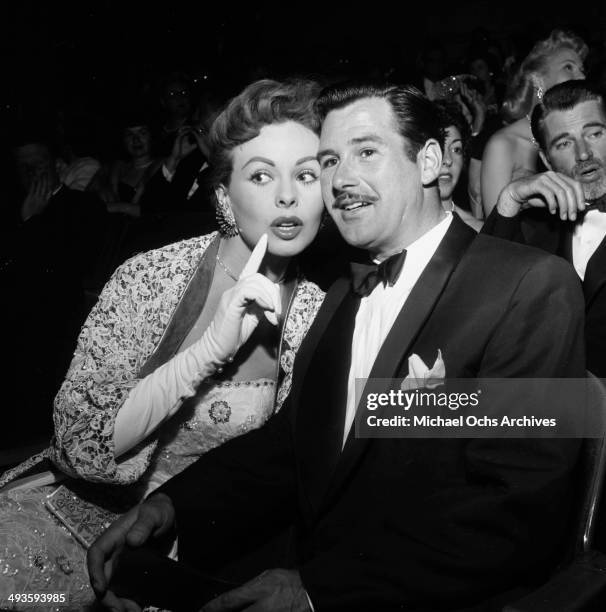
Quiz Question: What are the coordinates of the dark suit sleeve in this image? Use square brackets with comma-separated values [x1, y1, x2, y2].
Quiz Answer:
[481, 205, 526, 243]
[153, 402, 297, 571]
[299, 255, 586, 611]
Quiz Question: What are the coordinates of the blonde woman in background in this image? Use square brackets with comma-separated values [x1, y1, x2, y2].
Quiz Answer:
[481, 30, 587, 217]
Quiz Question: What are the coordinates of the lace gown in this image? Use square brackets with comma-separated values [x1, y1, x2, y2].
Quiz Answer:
[0, 379, 277, 611]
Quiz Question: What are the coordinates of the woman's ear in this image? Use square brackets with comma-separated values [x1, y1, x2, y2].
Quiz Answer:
[215, 184, 230, 208]
[419, 139, 443, 186]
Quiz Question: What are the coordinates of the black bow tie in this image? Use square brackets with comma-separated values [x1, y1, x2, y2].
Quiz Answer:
[350, 250, 407, 297]
[584, 199, 606, 213]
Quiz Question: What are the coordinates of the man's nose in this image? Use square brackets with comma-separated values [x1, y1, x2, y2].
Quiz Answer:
[332, 159, 359, 191]
[576, 139, 591, 161]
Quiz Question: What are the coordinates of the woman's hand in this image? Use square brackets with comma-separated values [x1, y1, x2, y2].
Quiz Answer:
[200, 234, 282, 366]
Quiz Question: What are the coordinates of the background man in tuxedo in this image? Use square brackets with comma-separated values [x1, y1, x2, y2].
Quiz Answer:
[483, 79, 606, 378]
[88, 84, 585, 611]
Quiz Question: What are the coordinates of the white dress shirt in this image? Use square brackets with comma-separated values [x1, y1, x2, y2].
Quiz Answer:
[342, 213, 453, 445]
[572, 210, 606, 280]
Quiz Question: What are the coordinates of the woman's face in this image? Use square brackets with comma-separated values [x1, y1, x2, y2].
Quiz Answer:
[470, 58, 490, 82]
[123, 125, 152, 159]
[438, 125, 464, 202]
[220, 121, 323, 258]
[541, 48, 585, 91]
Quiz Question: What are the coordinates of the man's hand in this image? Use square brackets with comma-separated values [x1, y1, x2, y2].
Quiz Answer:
[87, 493, 175, 611]
[201, 569, 311, 612]
[21, 171, 53, 221]
[165, 125, 209, 174]
[496, 171, 586, 221]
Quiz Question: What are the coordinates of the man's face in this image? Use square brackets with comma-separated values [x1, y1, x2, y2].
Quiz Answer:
[318, 97, 426, 258]
[542, 100, 606, 201]
[15, 144, 53, 190]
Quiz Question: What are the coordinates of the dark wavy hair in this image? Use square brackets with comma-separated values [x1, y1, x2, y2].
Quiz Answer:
[208, 79, 321, 191]
[531, 80, 605, 150]
[433, 100, 472, 158]
[502, 30, 588, 122]
[315, 82, 443, 163]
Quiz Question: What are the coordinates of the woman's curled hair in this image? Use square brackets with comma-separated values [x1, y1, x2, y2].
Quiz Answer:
[209, 79, 321, 191]
[501, 29, 587, 123]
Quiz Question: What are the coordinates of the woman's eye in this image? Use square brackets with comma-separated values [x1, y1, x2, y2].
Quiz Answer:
[451, 146, 463, 156]
[297, 169, 318, 183]
[250, 171, 272, 184]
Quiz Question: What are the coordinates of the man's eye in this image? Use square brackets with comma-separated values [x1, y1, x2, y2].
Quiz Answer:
[250, 171, 272, 184]
[555, 140, 572, 150]
[360, 148, 376, 159]
[297, 169, 318, 183]
[320, 157, 337, 170]
[589, 129, 605, 139]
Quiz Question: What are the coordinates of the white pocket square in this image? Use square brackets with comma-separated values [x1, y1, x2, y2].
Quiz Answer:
[401, 350, 446, 391]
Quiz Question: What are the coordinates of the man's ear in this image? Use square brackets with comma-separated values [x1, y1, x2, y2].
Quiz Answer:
[538, 150, 552, 170]
[419, 139, 442, 186]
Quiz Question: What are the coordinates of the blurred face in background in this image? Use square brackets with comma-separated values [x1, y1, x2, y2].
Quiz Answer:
[163, 80, 192, 119]
[540, 48, 585, 91]
[15, 143, 57, 191]
[438, 125, 464, 203]
[123, 125, 152, 160]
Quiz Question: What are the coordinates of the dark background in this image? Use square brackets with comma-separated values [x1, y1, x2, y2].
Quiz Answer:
[1, 0, 605, 130]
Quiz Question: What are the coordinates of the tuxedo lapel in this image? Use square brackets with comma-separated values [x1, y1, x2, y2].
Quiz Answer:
[322, 215, 477, 509]
[293, 277, 355, 515]
[583, 233, 606, 307]
[556, 222, 574, 264]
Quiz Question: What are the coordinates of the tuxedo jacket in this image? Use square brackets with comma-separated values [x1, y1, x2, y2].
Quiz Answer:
[483, 207, 606, 378]
[157, 215, 585, 611]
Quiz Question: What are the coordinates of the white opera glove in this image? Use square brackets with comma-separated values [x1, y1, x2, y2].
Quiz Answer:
[113, 235, 281, 456]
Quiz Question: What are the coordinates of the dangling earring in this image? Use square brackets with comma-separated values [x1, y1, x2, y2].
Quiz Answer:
[215, 196, 239, 237]
[536, 86, 544, 101]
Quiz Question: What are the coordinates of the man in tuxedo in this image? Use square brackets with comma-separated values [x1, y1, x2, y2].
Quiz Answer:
[483, 80, 606, 377]
[88, 84, 585, 611]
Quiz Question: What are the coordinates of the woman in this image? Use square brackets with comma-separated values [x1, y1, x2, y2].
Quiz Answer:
[481, 30, 587, 217]
[89, 117, 161, 216]
[0, 79, 326, 610]
[435, 101, 483, 232]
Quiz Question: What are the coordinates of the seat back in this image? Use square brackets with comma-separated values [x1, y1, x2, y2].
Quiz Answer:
[573, 373, 606, 555]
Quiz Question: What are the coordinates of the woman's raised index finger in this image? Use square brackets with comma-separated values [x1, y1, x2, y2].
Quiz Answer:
[239, 234, 268, 279]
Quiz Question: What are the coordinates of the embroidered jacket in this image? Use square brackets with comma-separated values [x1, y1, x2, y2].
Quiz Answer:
[0, 233, 324, 487]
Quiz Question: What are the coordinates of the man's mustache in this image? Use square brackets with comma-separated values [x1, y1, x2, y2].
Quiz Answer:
[333, 191, 379, 209]
[572, 158, 604, 178]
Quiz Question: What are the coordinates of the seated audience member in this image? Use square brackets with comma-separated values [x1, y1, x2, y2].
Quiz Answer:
[89, 115, 161, 217]
[484, 79, 606, 378]
[88, 83, 585, 612]
[481, 29, 587, 217]
[0, 78, 326, 611]
[155, 71, 196, 156]
[466, 46, 505, 217]
[435, 100, 483, 230]
[1, 138, 111, 450]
